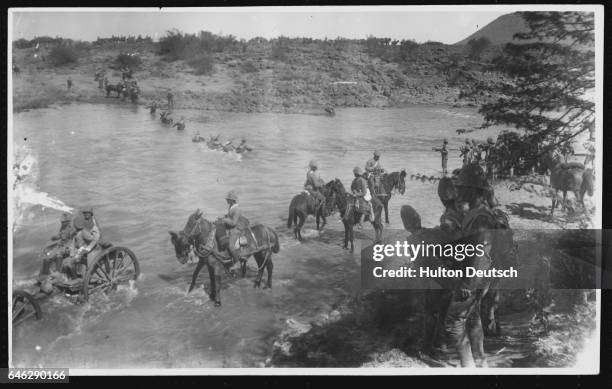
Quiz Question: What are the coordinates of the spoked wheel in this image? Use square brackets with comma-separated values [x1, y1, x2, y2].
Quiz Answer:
[82, 246, 140, 301]
[12, 290, 42, 327]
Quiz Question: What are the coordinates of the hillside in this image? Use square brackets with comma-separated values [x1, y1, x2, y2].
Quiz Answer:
[455, 12, 529, 46]
[12, 37, 502, 113]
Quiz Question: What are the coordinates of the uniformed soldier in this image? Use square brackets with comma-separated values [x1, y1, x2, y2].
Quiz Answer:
[39, 212, 75, 278]
[304, 160, 326, 214]
[459, 139, 472, 167]
[62, 209, 101, 279]
[351, 166, 372, 221]
[365, 150, 385, 195]
[167, 91, 174, 109]
[220, 191, 249, 264]
[433, 139, 449, 175]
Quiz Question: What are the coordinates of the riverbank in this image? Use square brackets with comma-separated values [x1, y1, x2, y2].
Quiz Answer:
[12, 40, 493, 114]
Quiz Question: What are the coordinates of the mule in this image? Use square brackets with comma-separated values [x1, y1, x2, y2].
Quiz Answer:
[287, 181, 335, 241]
[550, 163, 594, 216]
[105, 82, 123, 98]
[369, 170, 406, 224]
[169, 209, 280, 306]
[326, 179, 383, 252]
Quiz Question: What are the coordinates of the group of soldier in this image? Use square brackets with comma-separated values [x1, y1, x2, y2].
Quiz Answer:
[38, 207, 104, 293]
[432, 137, 498, 177]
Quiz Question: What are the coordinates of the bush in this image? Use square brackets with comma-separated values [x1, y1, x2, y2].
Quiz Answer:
[116, 53, 142, 69]
[187, 54, 214, 75]
[270, 44, 289, 62]
[240, 60, 259, 73]
[48, 46, 79, 66]
[467, 37, 491, 60]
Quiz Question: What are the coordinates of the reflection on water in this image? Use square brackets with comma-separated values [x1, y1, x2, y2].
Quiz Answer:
[11, 103, 498, 368]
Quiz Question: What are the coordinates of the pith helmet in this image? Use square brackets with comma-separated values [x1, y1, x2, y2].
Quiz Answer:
[455, 164, 489, 190]
[353, 166, 363, 175]
[438, 176, 459, 201]
[443, 138, 448, 144]
[309, 160, 318, 169]
[373, 150, 381, 157]
[80, 206, 93, 215]
[225, 190, 238, 202]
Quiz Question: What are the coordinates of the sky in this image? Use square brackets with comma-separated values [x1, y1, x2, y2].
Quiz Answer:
[10, 8, 511, 44]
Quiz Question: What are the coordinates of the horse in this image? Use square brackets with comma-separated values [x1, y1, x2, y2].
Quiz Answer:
[368, 170, 406, 224]
[326, 178, 383, 252]
[287, 181, 335, 241]
[105, 82, 123, 98]
[550, 162, 594, 216]
[169, 209, 280, 306]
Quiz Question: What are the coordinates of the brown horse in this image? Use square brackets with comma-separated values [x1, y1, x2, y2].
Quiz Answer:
[369, 170, 406, 224]
[550, 163, 594, 216]
[326, 179, 383, 252]
[169, 209, 280, 306]
[287, 181, 335, 241]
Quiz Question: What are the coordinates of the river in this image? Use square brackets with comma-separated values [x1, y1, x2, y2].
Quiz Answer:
[11, 103, 499, 368]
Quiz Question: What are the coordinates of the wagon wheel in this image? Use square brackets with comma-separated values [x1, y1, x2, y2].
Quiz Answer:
[81, 246, 140, 301]
[12, 290, 42, 327]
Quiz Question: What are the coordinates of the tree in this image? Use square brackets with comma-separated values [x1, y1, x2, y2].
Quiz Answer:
[473, 12, 595, 172]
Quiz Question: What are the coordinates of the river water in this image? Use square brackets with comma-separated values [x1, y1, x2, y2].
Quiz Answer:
[11, 103, 499, 368]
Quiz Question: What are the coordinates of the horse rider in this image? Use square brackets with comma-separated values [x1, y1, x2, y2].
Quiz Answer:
[173, 117, 186, 131]
[62, 208, 101, 279]
[365, 150, 385, 195]
[39, 212, 75, 279]
[220, 191, 249, 265]
[304, 160, 326, 215]
[433, 139, 449, 175]
[235, 139, 252, 153]
[222, 140, 235, 153]
[351, 166, 373, 222]
[148, 99, 159, 114]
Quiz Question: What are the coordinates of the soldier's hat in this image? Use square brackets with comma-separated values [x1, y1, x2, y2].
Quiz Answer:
[487, 137, 495, 144]
[353, 166, 363, 175]
[309, 160, 319, 169]
[373, 150, 381, 157]
[80, 206, 94, 215]
[455, 164, 489, 190]
[225, 190, 238, 202]
[443, 138, 448, 144]
[437, 176, 458, 201]
[60, 212, 72, 223]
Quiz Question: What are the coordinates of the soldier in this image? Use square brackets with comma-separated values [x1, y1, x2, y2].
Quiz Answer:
[459, 139, 472, 167]
[39, 213, 75, 278]
[235, 139, 252, 153]
[433, 139, 449, 175]
[304, 160, 326, 215]
[67, 77, 73, 91]
[61, 210, 101, 279]
[220, 191, 249, 265]
[365, 150, 385, 195]
[351, 166, 373, 222]
[167, 91, 174, 110]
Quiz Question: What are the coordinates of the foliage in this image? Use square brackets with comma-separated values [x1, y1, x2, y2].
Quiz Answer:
[116, 53, 142, 69]
[240, 60, 259, 73]
[186, 53, 215, 75]
[467, 37, 492, 59]
[48, 45, 79, 66]
[472, 12, 595, 173]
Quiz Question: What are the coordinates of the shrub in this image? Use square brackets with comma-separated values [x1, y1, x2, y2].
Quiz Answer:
[240, 60, 259, 73]
[270, 44, 289, 62]
[116, 53, 142, 69]
[48, 45, 79, 66]
[187, 53, 214, 75]
[467, 37, 491, 60]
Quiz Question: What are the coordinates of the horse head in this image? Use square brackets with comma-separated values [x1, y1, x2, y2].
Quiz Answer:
[169, 209, 207, 264]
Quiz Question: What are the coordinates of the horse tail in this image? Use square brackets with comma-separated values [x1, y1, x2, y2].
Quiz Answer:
[287, 198, 296, 228]
[270, 228, 280, 253]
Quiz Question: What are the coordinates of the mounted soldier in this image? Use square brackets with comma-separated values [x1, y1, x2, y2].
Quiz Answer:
[365, 150, 386, 195]
[304, 160, 326, 216]
[350, 166, 373, 221]
[61, 208, 102, 279]
[219, 191, 251, 266]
